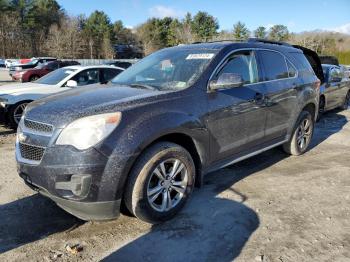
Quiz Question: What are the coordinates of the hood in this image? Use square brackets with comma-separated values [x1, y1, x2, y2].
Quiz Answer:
[0, 82, 50, 95]
[25, 84, 168, 128]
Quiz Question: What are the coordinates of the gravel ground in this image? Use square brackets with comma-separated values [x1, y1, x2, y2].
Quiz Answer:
[0, 70, 349, 261]
[0, 68, 13, 84]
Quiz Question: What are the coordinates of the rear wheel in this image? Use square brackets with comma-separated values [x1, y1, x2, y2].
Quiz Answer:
[8, 102, 28, 128]
[340, 91, 350, 110]
[283, 110, 314, 156]
[124, 142, 195, 224]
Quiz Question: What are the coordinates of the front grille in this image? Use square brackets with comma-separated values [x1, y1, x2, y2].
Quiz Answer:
[19, 143, 45, 162]
[24, 119, 53, 134]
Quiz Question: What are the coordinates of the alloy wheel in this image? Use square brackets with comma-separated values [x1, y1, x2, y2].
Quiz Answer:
[296, 118, 312, 150]
[13, 103, 28, 124]
[147, 158, 188, 212]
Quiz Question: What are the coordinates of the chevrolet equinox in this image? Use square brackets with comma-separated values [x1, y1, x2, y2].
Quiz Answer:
[16, 39, 323, 223]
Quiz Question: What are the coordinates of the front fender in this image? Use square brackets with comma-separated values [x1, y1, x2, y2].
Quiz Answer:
[98, 109, 208, 201]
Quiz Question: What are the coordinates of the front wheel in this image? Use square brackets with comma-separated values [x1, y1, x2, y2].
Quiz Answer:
[124, 142, 195, 224]
[283, 110, 314, 156]
[8, 102, 29, 128]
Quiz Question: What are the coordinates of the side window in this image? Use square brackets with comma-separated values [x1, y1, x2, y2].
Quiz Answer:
[46, 62, 59, 70]
[287, 60, 296, 78]
[102, 68, 122, 82]
[259, 50, 289, 81]
[330, 67, 341, 82]
[72, 69, 100, 86]
[215, 50, 259, 85]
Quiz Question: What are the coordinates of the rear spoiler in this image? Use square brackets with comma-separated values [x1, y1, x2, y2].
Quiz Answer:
[292, 45, 325, 84]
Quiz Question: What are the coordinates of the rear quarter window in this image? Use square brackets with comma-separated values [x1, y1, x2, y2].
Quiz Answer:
[289, 52, 315, 77]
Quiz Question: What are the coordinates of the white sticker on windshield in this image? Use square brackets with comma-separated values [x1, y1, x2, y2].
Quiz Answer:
[186, 53, 214, 60]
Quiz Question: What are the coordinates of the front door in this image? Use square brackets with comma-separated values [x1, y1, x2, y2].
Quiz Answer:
[206, 50, 268, 163]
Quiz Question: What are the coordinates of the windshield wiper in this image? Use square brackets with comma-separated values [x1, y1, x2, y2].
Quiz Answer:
[129, 83, 160, 91]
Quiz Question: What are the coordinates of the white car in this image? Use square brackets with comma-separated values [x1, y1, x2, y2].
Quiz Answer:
[0, 65, 124, 126]
[5, 59, 18, 68]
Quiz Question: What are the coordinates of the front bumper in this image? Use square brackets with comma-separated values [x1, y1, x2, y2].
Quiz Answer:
[20, 173, 121, 220]
[16, 144, 126, 220]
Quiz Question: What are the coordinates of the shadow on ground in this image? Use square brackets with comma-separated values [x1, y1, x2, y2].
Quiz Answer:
[310, 109, 348, 149]
[0, 194, 83, 253]
[102, 150, 293, 261]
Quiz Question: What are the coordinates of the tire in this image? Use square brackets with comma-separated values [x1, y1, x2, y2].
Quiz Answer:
[317, 96, 325, 122]
[283, 110, 314, 156]
[124, 142, 195, 224]
[340, 91, 350, 110]
[8, 102, 29, 128]
[29, 75, 39, 82]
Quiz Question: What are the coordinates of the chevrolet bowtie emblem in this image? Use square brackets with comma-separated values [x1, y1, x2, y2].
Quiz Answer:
[18, 133, 27, 142]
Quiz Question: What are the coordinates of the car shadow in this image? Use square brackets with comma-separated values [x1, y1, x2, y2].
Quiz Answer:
[310, 109, 348, 149]
[0, 123, 15, 136]
[101, 150, 292, 262]
[0, 194, 84, 254]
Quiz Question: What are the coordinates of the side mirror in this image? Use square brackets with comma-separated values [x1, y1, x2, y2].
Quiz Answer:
[209, 73, 244, 91]
[66, 80, 78, 87]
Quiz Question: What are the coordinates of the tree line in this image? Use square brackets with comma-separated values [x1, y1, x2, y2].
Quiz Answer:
[1, 0, 350, 64]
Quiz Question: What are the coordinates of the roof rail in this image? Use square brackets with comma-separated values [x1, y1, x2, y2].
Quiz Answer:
[191, 39, 246, 45]
[248, 38, 292, 47]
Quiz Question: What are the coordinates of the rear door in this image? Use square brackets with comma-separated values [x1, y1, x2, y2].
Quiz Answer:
[257, 49, 299, 140]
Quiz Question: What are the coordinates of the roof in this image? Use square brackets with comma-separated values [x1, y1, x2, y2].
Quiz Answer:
[322, 64, 339, 68]
[170, 38, 300, 53]
[63, 65, 125, 71]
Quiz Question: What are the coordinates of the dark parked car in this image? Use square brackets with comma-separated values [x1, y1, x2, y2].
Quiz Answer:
[105, 61, 133, 69]
[113, 44, 143, 59]
[17, 39, 323, 223]
[319, 55, 339, 66]
[9, 57, 57, 76]
[318, 64, 350, 118]
[12, 60, 80, 82]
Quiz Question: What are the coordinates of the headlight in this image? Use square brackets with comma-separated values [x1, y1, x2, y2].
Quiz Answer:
[15, 66, 22, 70]
[56, 112, 122, 150]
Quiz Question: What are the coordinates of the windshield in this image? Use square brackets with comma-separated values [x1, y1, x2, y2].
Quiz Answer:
[35, 68, 77, 85]
[111, 48, 217, 90]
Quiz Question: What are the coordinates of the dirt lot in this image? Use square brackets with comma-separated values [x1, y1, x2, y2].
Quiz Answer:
[0, 70, 349, 261]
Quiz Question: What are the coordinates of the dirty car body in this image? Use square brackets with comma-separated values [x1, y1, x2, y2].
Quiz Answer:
[16, 40, 322, 221]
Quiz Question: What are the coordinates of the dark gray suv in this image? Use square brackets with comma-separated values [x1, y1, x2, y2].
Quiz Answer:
[16, 39, 323, 223]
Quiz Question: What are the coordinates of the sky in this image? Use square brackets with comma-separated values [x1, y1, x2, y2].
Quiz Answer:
[57, 0, 350, 34]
